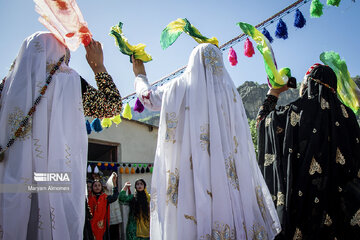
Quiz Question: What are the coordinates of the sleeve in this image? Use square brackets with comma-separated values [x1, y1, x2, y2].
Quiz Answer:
[106, 186, 119, 204]
[118, 190, 134, 204]
[81, 72, 122, 118]
[256, 94, 278, 125]
[134, 74, 165, 111]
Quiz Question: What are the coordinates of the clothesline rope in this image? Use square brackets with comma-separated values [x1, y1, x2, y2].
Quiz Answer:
[121, 0, 309, 103]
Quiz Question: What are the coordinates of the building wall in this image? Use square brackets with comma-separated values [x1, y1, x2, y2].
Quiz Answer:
[88, 118, 158, 193]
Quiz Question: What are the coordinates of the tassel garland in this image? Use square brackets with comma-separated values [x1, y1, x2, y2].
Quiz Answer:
[310, 0, 324, 18]
[228, 47, 238, 66]
[134, 98, 145, 113]
[275, 19, 288, 39]
[244, 38, 255, 57]
[262, 28, 273, 43]
[91, 118, 103, 132]
[294, 9, 306, 28]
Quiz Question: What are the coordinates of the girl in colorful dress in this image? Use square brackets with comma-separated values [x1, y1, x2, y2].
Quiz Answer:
[119, 179, 150, 240]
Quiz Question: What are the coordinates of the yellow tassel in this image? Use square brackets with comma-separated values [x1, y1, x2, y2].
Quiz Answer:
[122, 103, 132, 120]
[111, 114, 122, 125]
[101, 118, 112, 128]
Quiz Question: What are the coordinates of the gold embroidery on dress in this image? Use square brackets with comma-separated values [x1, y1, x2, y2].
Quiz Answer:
[290, 111, 301, 127]
[243, 222, 248, 240]
[276, 127, 284, 134]
[264, 154, 275, 167]
[46, 60, 72, 74]
[97, 220, 104, 229]
[166, 168, 179, 207]
[356, 138, 359, 144]
[255, 187, 266, 220]
[190, 156, 193, 170]
[225, 155, 239, 190]
[184, 214, 197, 225]
[33, 139, 44, 159]
[272, 195, 277, 201]
[65, 144, 71, 168]
[34, 41, 44, 53]
[8, 107, 32, 141]
[202, 47, 223, 75]
[350, 209, 360, 227]
[165, 112, 178, 143]
[293, 228, 302, 240]
[324, 214, 332, 226]
[234, 136, 238, 154]
[277, 192, 285, 206]
[200, 221, 235, 240]
[336, 148, 345, 165]
[251, 223, 268, 240]
[150, 191, 157, 213]
[338, 186, 342, 192]
[298, 191, 303, 197]
[200, 124, 210, 155]
[314, 197, 319, 203]
[341, 104, 349, 118]
[232, 88, 237, 103]
[50, 206, 56, 230]
[207, 190, 213, 198]
[265, 117, 271, 127]
[321, 97, 330, 110]
[309, 157, 322, 175]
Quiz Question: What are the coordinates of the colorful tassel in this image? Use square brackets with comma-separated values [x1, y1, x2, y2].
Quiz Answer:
[101, 118, 112, 128]
[135, 167, 140, 174]
[141, 167, 145, 173]
[146, 167, 150, 173]
[244, 38, 255, 57]
[150, 167, 153, 173]
[275, 19, 288, 40]
[131, 167, 135, 174]
[119, 166, 124, 174]
[91, 118, 103, 132]
[125, 167, 129, 174]
[94, 166, 99, 174]
[87, 165, 92, 173]
[310, 0, 324, 18]
[100, 163, 105, 171]
[261, 28, 273, 43]
[327, 0, 341, 7]
[86, 120, 92, 134]
[134, 98, 145, 113]
[122, 103, 132, 120]
[228, 47, 238, 66]
[111, 114, 122, 125]
[294, 9, 306, 28]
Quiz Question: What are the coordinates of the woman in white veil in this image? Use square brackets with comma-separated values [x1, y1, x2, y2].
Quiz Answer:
[133, 43, 281, 239]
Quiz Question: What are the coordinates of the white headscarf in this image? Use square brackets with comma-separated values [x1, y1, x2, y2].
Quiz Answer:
[150, 43, 281, 239]
[0, 32, 87, 240]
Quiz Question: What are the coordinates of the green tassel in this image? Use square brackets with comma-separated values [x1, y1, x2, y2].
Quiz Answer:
[327, 0, 341, 7]
[310, 0, 324, 18]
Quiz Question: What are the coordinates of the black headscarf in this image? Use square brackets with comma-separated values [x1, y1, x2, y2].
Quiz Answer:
[258, 64, 360, 239]
[130, 179, 150, 221]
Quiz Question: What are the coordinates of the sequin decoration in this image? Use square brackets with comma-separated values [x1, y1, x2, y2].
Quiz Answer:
[200, 124, 210, 155]
[165, 112, 178, 144]
[314, 197, 319, 203]
[336, 148, 345, 165]
[251, 223, 268, 240]
[293, 228, 302, 240]
[309, 157, 322, 175]
[150, 190, 157, 213]
[65, 144, 71, 168]
[232, 88, 237, 103]
[184, 214, 197, 225]
[264, 153, 276, 167]
[298, 191, 303, 197]
[290, 111, 301, 127]
[350, 209, 360, 227]
[166, 168, 179, 207]
[8, 107, 32, 141]
[324, 214, 332, 226]
[38, 208, 44, 230]
[225, 155, 239, 190]
[200, 222, 236, 240]
[202, 47, 223, 75]
[341, 104, 349, 118]
[207, 190, 213, 198]
[276, 127, 284, 134]
[234, 136, 238, 154]
[50, 207, 56, 230]
[255, 186, 266, 220]
[320, 97, 330, 110]
[277, 192, 285, 206]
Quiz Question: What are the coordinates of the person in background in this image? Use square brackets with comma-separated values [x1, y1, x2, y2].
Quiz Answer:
[119, 179, 150, 240]
[257, 64, 360, 239]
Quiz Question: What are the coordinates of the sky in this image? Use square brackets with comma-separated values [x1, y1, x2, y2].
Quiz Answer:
[0, 0, 359, 103]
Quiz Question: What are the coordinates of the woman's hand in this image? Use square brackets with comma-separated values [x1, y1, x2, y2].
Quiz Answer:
[122, 181, 131, 191]
[132, 55, 146, 77]
[267, 85, 289, 98]
[85, 39, 107, 74]
[112, 173, 118, 187]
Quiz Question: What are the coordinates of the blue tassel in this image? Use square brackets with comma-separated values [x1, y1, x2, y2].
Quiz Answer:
[294, 9, 306, 28]
[91, 118, 103, 132]
[275, 19, 288, 40]
[262, 28, 273, 43]
[86, 120, 92, 135]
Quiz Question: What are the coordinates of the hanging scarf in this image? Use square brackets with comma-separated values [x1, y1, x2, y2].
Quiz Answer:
[258, 64, 360, 239]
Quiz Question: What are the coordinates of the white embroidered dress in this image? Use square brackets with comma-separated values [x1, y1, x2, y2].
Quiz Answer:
[0, 32, 87, 240]
[135, 43, 281, 240]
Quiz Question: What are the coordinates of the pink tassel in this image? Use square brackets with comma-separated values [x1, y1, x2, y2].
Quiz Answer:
[228, 47, 238, 66]
[244, 38, 255, 57]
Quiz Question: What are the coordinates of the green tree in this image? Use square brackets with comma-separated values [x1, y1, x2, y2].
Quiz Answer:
[248, 118, 258, 159]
